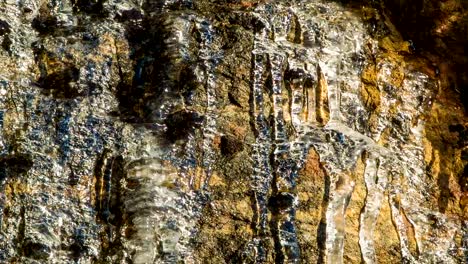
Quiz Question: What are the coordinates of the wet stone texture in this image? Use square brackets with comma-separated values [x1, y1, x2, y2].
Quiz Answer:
[0, 0, 467, 263]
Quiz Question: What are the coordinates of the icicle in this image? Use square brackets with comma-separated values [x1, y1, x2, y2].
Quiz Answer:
[359, 156, 388, 264]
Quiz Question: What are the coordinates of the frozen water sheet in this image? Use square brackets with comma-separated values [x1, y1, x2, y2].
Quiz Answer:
[247, 1, 464, 263]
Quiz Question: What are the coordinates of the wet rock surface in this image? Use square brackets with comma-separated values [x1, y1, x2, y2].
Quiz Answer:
[0, 0, 467, 263]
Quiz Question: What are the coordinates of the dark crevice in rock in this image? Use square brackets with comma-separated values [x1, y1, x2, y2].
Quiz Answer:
[228, 91, 243, 108]
[1, 36, 12, 52]
[461, 149, 468, 162]
[69, 228, 88, 261]
[32, 43, 84, 99]
[177, 66, 200, 106]
[22, 239, 51, 260]
[97, 155, 127, 262]
[449, 123, 468, 147]
[268, 193, 296, 214]
[68, 163, 79, 186]
[94, 150, 114, 222]
[115, 9, 144, 22]
[0, 19, 11, 53]
[71, 0, 108, 16]
[165, 109, 204, 142]
[459, 164, 468, 193]
[115, 11, 168, 123]
[38, 66, 81, 99]
[0, 154, 33, 177]
[30, 3, 75, 37]
[31, 15, 60, 36]
[0, 20, 10, 36]
[108, 156, 126, 228]
[220, 135, 243, 157]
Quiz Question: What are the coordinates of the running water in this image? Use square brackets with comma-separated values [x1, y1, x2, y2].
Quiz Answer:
[121, 4, 222, 262]
[197, 19, 220, 189]
[0, 0, 465, 262]
[249, 2, 369, 262]
[124, 1, 464, 262]
[248, 1, 462, 263]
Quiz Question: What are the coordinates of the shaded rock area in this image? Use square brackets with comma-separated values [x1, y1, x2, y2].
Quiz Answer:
[369, 0, 468, 231]
[382, 0, 468, 110]
[0, 0, 467, 263]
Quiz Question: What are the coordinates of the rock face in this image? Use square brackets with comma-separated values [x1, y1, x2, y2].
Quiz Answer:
[0, 0, 467, 263]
